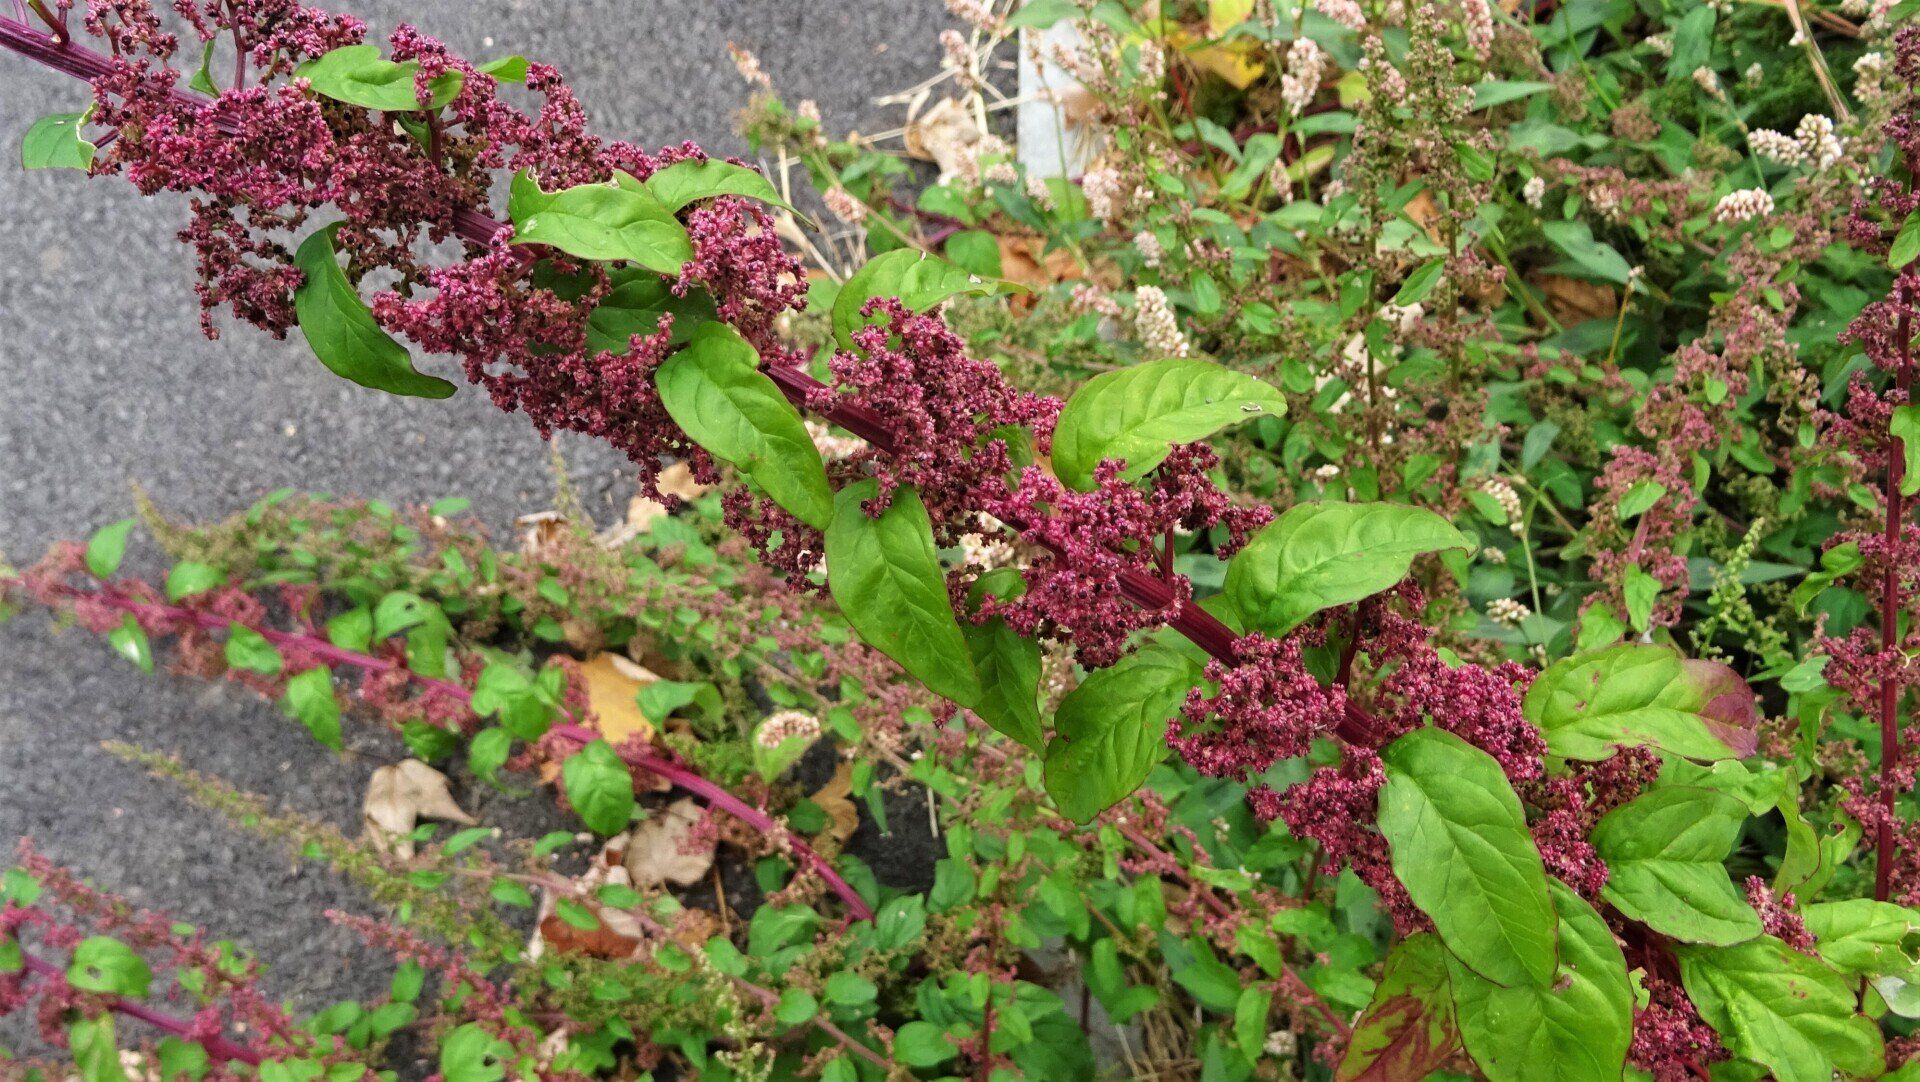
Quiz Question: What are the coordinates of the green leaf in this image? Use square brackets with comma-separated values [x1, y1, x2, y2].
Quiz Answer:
[1051, 358, 1288, 491]
[1043, 644, 1201, 823]
[1446, 882, 1633, 1082]
[655, 322, 833, 530]
[476, 55, 529, 82]
[825, 481, 981, 706]
[294, 225, 456, 399]
[894, 1021, 957, 1068]
[283, 667, 343, 751]
[468, 727, 512, 784]
[943, 229, 1003, 277]
[108, 615, 153, 673]
[561, 740, 635, 836]
[155, 1037, 209, 1081]
[1802, 899, 1920, 976]
[507, 171, 692, 274]
[22, 109, 96, 170]
[1542, 220, 1633, 285]
[1590, 786, 1760, 945]
[1338, 934, 1461, 1082]
[67, 1015, 127, 1082]
[1008, 0, 1080, 28]
[581, 269, 716, 355]
[962, 573, 1045, 752]
[831, 249, 998, 349]
[1523, 644, 1756, 761]
[1225, 502, 1470, 636]
[774, 987, 818, 1025]
[1891, 405, 1920, 497]
[224, 625, 283, 676]
[295, 44, 463, 111]
[1378, 727, 1557, 988]
[439, 1023, 512, 1082]
[85, 519, 135, 579]
[165, 561, 224, 601]
[1391, 259, 1446, 306]
[67, 937, 152, 998]
[642, 158, 809, 224]
[1676, 937, 1883, 1082]
[1470, 80, 1555, 110]
[1893, 211, 1920, 270]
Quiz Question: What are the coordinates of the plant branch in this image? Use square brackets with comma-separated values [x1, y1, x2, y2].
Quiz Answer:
[17, 948, 266, 1066]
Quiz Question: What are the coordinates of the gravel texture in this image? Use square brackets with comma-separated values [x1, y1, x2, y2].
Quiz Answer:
[0, 0, 950, 1041]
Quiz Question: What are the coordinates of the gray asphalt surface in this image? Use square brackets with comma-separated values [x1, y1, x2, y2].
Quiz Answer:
[0, 0, 951, 1041]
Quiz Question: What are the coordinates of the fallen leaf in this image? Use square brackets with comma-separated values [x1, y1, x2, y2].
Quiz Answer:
[810, 763, 860, 850]
[623, 798, 716, 888]
[656, 461, 712, 502]
[516, 510, 573, 563]
[1532, 274, 1619, 324]
[362, 759, 476, 859]
[667, 906, 725, 954]
[903, 97, 988, 183]
[580, 652, 660, 744]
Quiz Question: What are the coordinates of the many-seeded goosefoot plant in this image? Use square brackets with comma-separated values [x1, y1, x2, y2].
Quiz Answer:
[7, 0, 1920, 1078]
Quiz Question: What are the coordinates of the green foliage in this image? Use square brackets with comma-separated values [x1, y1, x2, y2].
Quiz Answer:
[296, 44, 465, 110]
[656, 322, 833, 529]
[293, 225, 457, 399]
[1226, 502, 1470, 637]
[1378, 728, 1557, 988]
[1051, 358, 1287, 490]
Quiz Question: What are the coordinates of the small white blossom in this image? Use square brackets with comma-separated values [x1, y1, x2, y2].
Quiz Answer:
[1315, 0, 1367, 31]
[1488, 598, 1532, 627]
[822, 186, 866, 224]
[1133, 285, 1191, 358]
[1281, 38, 1329, 117]
[1712, 187, 1774, 223]
[1134, 230, 1164, 267]
[1522, 175, 1547, 209]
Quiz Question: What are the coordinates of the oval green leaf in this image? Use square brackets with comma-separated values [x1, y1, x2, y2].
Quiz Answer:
[293, 225, 457, 399]
[831, 249, 999, 349]
[507, 171, 693, 275]
[1224, 501, 1470, 636]
[825, 481, 981, 707]
[1590, 785, 1761, 945]
[561, 739, 635, 836]
[1677, 937, 1884, 1082]
[295, 44, 464, 111]
[1051, 358, 1288, 491]
[643, 158, 812, 227]
[656, 323, 833, 530]
[1446, 881, 1633, 1082]
[1042, 644, 1200, 823]
[1378, 727, 1558, 988]
[1523, 644, 1755, 761]
[22, 108, 96, 170]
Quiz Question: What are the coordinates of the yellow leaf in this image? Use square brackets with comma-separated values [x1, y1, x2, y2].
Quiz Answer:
[1188, 41, 1266, 89]
[579, 653, 659, 744]
[1206, 0, 1257, 37]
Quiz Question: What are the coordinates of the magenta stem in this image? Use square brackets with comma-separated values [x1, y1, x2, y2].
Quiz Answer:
[18, 949, 265, 1066]
[11, 578, 875, 921]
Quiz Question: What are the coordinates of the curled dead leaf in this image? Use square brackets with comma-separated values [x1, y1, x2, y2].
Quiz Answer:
[810, 763, 860, 850]
[362, 759, 476, 859]
[903, 97, 988, 183]
[1532, 274, 1619, 325]
[656, 461, 712, 502]
[623, 798, 716, 888]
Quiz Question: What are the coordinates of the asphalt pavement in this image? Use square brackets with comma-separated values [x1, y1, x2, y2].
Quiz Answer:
[0, 0, 952, 1040]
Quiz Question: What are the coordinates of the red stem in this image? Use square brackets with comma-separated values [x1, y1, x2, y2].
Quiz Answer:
[1877, 305, 1912, 902]
[0, 16, 1382, 749]
[18, 949, 265, 1066]
[12, 578, 874, 921]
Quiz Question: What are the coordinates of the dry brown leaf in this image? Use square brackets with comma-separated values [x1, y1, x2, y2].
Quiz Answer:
[903, 97, 987, 182]
[1403, 190, 1446, 246]
[667, 906, 725, 954]
[362, 759, 476, 859]
[1533, 274, 1619, 324]
[656, 461, 712, 502]
[515, 510, 572, 563]
[623, 798, 716, 888]
[580, 652, 660, 744]
[810, 763, 860, 849]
